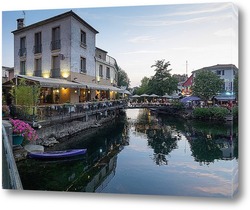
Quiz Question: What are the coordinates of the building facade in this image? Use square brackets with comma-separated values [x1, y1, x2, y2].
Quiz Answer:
[11, 10, 120, 104]
[192, 64, 238, 93]
[2, 66, 14, 83]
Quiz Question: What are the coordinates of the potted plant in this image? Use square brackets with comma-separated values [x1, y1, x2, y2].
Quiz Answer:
[9, 118, 38, 146]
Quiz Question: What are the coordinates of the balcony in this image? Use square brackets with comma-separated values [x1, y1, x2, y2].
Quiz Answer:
[50, 68, 61, 78]
[19, 70, 26, 75]
[34, 70, 42, 77]
[51, 40, 61, 51]
[18, 48, 26, 57]
[33, 44, 42, 54]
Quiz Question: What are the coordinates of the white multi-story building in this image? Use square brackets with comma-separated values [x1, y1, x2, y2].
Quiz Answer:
[11, 10, 120, 104]
[192, 64, 238, 92]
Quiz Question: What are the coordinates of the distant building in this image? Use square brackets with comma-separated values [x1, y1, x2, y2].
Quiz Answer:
[2, 66, 14, 83]
[192, 64, 238, 92]
[181, 64, 238, 101]
[10, 10, 121, 104]
[181, 74, 193, 96]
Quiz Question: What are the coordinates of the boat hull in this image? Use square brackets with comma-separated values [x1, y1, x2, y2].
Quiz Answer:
[28, 149, 87, 159]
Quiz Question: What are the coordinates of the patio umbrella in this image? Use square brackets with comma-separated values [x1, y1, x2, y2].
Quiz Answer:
[140, 93, 149, 102]
[149, 94, 159, 97]
[131, 94, 140, 98]
[180, 96, 201, 103]
[162, 94, 172, 99]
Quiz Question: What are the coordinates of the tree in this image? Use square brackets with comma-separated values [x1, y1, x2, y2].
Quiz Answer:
[117, 67, 130, 88]
[192, 70, 224, 101]
[135, 76, 150, 95]
[233, 72, 238, 101]
[10, 78, 40, 117]
[149, 59, 178, 95]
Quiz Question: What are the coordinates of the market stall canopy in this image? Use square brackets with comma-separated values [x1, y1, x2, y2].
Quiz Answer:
[180, 96, 201, 103]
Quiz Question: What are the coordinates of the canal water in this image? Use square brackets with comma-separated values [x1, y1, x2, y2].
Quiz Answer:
[17, 108, 238, 198]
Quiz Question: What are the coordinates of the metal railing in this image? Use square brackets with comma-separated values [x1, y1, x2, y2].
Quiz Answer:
[50, 68, 61, 78]
[18, 48, 26, 57]
[2, 122, 23, 190]
[10, 100, 127, 123]
[50, 40, 61, 51]
[34, 70, 42, 77]
[33, 44, 42, 54]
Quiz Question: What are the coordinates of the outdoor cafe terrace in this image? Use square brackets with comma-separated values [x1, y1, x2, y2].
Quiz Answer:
[10, 100, 127, 125]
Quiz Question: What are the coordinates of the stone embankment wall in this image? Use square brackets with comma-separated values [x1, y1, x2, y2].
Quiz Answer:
[36, 112, 118, 147]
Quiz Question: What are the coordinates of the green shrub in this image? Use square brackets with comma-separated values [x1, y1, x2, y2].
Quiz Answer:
[193, 107, 228, 120]
[232, 106, 238, 119]
[171, 101, 184, 110]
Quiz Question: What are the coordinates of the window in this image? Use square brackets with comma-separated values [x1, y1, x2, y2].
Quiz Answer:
[51, 55, 60, 78]
[99, 65, 103, 77]
[106, 67, 110, 79]
[19, 37, 26, 57]
[229, 82, 232, 91]
[115, 72, 118, 82]
[216, 70, 221, 75]
[34, 58, 42, 77]
[34, 32, 42, 54]
[80, 30, 86, 47]
[80, 57, 86, 73]
[51, 27, 61, 50]
[222, 70, 224, 75]
[20, 61, 26, 75]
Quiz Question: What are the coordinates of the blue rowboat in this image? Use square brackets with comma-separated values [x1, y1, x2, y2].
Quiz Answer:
[28, 149, 87, 159]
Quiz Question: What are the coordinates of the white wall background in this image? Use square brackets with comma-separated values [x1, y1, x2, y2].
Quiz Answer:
[0, 0, 249, 210]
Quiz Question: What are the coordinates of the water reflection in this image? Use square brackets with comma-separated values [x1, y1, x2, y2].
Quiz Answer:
[17, 117, 130, 192]
[133, 109, 238, 166]
[17, 109, 238, 197]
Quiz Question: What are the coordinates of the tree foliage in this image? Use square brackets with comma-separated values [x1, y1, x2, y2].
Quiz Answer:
[233, 72, 238, 100]
[149, 60, 178, 95]
[192, 70, 224, 101]
[10, 78, 40, 106]
[135, 60, 178, 95]
[117, 66, 130, 88]
[135, 76, 150, 95]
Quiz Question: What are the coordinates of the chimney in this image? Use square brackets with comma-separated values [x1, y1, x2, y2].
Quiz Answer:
[17, 18, 25, 29]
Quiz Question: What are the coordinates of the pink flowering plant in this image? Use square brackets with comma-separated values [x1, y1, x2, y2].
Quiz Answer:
[9, 118, 38, 143]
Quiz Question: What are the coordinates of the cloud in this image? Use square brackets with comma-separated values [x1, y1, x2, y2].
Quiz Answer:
[214, 28, 236, 37]
[121, 50, 164, 55]
[133, 15, 232, 27]
[166, 3, 232, 17]
[128, 35, 156, 43]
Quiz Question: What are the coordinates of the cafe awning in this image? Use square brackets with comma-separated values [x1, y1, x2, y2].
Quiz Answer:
[214, 92, 236, 101]
[79, 82, 122, 92]
[15, 75, 86, 88]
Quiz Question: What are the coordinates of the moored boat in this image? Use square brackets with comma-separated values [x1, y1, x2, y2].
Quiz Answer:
[28, 148, 87, 159]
